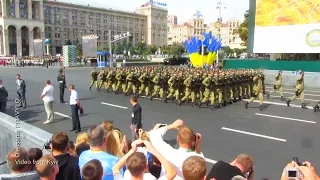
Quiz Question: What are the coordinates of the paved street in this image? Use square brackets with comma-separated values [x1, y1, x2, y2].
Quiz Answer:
[1, 67, 320, 180]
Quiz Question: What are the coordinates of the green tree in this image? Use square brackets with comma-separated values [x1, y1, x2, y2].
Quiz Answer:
[146, 45, 157, 55]
[75, 39, 82, 57]
[169, 45, 185, 56]
[235, 10, 249, 46]
[221, 46, 233, 56]
[65, 39, 72, 45]
[135, 42, 147, 55]
[97, 44, 108, 51]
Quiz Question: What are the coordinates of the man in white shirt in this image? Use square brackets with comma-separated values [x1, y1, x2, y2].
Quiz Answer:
[69, 84, 81, 133]
[40, 80, 54, 124]
[149, 120, 204, 180]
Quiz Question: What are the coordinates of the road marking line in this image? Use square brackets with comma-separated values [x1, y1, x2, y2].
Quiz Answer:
[205, 158, 217, 164]
[269, 95, 319, 102]
[101, 102, 128, 109]
[140, 96, 161, 100]
[255, 113, 316, 124]
[221, 127, 287, 142]
[54, 112, 71, 118]
[282, 92, 320, 97]
[265, 86, 320, 93]
[243, 99, 313, 109]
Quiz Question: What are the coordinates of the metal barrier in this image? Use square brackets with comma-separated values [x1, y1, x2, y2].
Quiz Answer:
[0, 112, 51, 174]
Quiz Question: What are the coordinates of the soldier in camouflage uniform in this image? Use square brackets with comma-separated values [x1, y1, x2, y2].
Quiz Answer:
[178, 73, 195, 107]
[98, 68, 107, 92]
[89, 68, 99, 91]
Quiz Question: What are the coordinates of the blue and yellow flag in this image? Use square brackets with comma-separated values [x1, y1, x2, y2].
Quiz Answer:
[184, 32, 222, 67]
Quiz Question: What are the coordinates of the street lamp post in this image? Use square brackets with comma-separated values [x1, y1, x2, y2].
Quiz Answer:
[108, 30, 132, 67]
[200, 35, 205, 68]
[216, 1, 226, 66]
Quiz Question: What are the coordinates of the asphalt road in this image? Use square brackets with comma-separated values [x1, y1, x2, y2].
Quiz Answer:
[1, 66, 320, 180]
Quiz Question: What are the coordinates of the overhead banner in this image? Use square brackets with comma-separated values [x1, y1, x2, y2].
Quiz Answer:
[33, 39, 44, 56]
[82, 35, 98, 57]
[253, 0, 320, 53]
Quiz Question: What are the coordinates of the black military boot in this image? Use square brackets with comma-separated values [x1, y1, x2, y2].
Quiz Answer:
[89, 86, 92, 91]
[176, 99, 182, 106]
[149, 96, 153, 101]
[224, 101, 229, 107]
[163, 98, 167, 103]
[233, 98, 237, 103]
[238, 95, 242, 101]
[192, 102, 197, 107]
[211, 105, 216, 111]
[219, 103, 224, 108]
[260, 105, 263, 111]
[198, 102, 202, 108]
[267, 93, 270, 99]
[230, 99, 234, 104]
[280, 96, 284, 101]
[245, 102, 249, 109]
[286, 99, 291, 107]
[314, 105, 319, 112]
[301, 103, 307, 108]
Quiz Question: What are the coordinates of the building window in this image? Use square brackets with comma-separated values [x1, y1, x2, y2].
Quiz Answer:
[55, 40, 61, 45]
[55, 33, 60, 38]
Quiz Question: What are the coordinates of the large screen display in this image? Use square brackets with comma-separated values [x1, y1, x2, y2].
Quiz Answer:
[253, 0, 320, 53]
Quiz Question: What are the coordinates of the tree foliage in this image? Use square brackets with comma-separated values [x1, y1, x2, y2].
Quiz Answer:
[65, 39, 72, 45]
[75, 39, 82, 57]
[235, 10, 249, 46]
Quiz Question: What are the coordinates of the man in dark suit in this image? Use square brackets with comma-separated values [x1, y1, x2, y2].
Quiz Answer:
[0, 79, 8, 113]
[57, 68, 66, 103]
[130, 96, 142, 140]
[16, 74, 26, 108]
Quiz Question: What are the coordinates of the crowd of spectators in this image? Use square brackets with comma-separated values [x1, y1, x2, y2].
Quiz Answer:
[0, 119, 319, 180]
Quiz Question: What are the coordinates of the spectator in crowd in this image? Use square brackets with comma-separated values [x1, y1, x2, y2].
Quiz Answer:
[28, 148, 43, 171]
[75, 132, 89, 147]
[206, 153, 254, 180]
[35, 155, 59, 180]
[112, 128, 129, 154]
[101, 120, 114, 134]
[0, 79, 8, 113]
[40, 80, 54, 124]
[113, 139, 177, 180]
[79, 124, 121, 180]
[105, 130, 124, 158]
[67, 141, 77, 157]
[82, 159, 104, 180]
[0, 148, 40, 179]
[149, 120, 204, 179]
[281, 161, 320, 180]
[76, 142, 90, 157]
[182, 156, 209, 180]
[51, 132, 80, 180]
[16, 74, 27, 109]
[130, 96, 142, 140]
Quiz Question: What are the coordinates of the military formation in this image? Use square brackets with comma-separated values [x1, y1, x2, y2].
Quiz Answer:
[88, 67, 318, 111]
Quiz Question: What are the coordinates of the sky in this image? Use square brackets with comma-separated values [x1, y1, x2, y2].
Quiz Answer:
[59, 0, 249, 23]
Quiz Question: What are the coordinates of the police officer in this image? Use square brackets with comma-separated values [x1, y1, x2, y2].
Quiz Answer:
[286, 71, 306, 108]
[267, 70, 284, 100]
[57, 68, 66, 103]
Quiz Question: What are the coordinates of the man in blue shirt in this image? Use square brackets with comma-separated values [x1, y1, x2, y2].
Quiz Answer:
[79, 124, 122, 180]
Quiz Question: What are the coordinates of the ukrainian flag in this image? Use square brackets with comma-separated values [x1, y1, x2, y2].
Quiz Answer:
[184, 32, 222, 68]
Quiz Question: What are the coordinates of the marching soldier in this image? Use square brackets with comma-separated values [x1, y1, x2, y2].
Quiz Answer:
[138, 72, 147, 96]
[98, 68, 107, 92]
[178, 73, 195, 107]
[199, 73, 216, 110]
[191, 73, 202, 105]
[150, 72, 160, 100]
[166, 73, 177, 102]
[57, 68, 66, 103]
[286, 71, 306, 108]
[245, 71, 264, 111]
[89, 68, 99, 91]
[124, 71, 134, 96]
[267, 70, 284, 100]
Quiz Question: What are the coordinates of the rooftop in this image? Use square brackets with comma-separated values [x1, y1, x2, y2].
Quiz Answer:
[44, 0, 146, 17]
[173, 22, 193, 28]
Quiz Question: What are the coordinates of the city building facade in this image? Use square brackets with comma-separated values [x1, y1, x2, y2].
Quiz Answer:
[44, 1, 147, 55]
[0, 0, 169, 56]
[0, 0, 45, 56]
[208, 20, 246, 49]
[135, 2, 168, 46]
[169, 23, 193, 44]
[167, 15, 177, 26]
